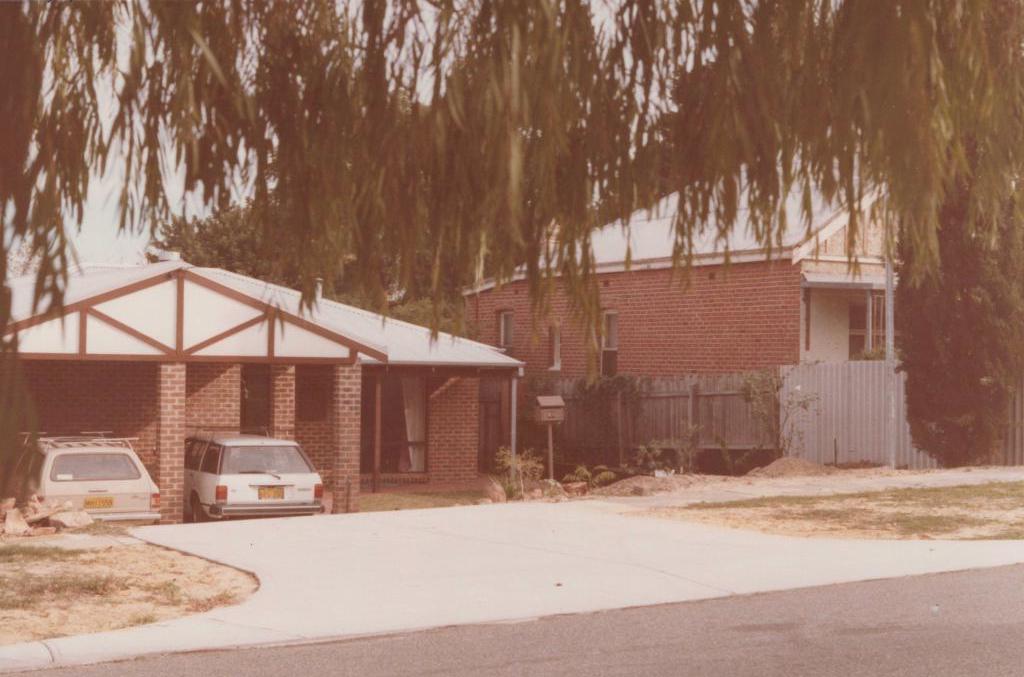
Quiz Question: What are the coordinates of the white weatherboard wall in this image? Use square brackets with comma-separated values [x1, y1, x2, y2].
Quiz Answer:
[800, 291, 850, 363]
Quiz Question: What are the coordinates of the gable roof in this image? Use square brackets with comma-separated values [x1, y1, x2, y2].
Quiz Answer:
[7, 261, 521, 370]
[467, 189, 864, 294]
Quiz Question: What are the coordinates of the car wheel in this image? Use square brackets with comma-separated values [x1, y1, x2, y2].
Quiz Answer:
[190, 494, 206, 523]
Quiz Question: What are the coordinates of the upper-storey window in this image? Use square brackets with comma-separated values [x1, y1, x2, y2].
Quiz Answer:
[548, 325, 562, 370]
[498, 310, 514, 350]
[601, 311, 618, 376]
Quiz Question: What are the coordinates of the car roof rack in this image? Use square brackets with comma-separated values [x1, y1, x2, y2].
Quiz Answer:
[26, 434, 139, 453]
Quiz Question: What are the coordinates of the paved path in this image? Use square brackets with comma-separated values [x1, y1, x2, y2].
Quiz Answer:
[28, 564, 1024, 677]
[2, 497, 1023, 672]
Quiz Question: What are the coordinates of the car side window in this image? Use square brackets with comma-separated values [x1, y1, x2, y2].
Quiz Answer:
[200, 444, 222, 474]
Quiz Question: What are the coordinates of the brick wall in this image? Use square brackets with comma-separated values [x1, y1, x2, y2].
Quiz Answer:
[20, 361, 160, 473]
[427, 377, 480, 482]
[185, 363, 241, 431]
[269, 365, 296, 439]
[296, 365, 333, 482]
[466, 259, 803, 378]
[156, 363, 186, 523]
[330, 363, 361, 512]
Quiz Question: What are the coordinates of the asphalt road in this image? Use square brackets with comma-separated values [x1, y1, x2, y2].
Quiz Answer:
[31, 564, 1024, 677]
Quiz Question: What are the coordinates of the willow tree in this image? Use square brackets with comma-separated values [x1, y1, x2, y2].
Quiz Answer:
[3, 1, 1024, 476]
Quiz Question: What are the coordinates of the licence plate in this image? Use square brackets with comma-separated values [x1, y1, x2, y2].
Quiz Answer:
[258, 486, 284, 500]
[84, 496, 114, 509]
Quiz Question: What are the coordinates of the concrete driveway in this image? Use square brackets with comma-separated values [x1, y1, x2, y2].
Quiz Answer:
[3, 498, 1024, 672]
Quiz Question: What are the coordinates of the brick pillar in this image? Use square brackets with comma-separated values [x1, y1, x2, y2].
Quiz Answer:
[156, 362, 187, 524]
[269, 365, 296, 439]
[330, 363, 362, 513]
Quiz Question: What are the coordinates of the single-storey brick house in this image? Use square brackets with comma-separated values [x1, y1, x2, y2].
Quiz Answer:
[465, 192, 891, 380]
[6, 258, 521, 523]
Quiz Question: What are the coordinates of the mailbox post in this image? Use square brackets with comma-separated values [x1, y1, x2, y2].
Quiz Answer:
[534, 395, 565, 480]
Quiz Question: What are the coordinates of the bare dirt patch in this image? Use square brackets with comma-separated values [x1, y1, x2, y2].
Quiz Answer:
[592, 474, 709, 497]
[649, 481, 1024, 540]
[746, 457, 837, 478]
[0, 540, 257, 646]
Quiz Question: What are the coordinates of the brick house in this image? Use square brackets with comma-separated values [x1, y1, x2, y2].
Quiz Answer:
[6, 259, 521, 523]
[465, 192, 891, 381]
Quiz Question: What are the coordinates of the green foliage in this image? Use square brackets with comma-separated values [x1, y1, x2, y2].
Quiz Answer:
[494, 446, 545, 500]
[572, 375, 642, 458]
[6, 2, 1024, 483]
[562, 465, 591, 486]
[561, 464, 617, 488]
[592, 471, 617, 488]
[897, 177, 1024, 466]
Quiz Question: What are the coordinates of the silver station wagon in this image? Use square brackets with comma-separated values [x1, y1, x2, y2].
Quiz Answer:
[184, 432, 324, 522]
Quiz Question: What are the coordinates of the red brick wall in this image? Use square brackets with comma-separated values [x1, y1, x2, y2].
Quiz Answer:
[185, 363, 241, 431]
[19, 361, 160, 474]
[295, 365, 332, 481]
[269, 365, 296, 439]
[427, 377, 480, 482]
[466, 260, 803, 377]
[330, 363, 361, 512]
[156, 363, 186, 523]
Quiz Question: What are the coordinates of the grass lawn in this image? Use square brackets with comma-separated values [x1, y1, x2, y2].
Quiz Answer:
[359, 490, 485, 512]
[0, 540, 256, 645]
[650, 481, 1024, 540]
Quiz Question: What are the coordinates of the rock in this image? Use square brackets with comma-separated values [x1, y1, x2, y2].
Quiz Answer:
[477, 498, 493, 505]
[540, 479, 567, 499]
[50, 511, 94, 530]
[562, 481, 589, 497]
[29, 526, 57, 537]
[528, 488, 543, 500]
[483, 476, 507, 503]
[1, 497, 15, 512]
[25, 500, 72, 524]
[4, 507, 31, 536]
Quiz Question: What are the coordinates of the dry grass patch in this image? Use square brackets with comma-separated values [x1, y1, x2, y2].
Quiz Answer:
[650, 481, 1024, 540]
[0, 542, 257, 645]
[360, 490, 485, 512]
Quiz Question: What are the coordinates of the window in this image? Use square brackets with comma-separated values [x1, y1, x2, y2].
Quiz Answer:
[601, 311, 618, 376]
[849, 294, 887, 359]
[360, 374, 427, 473]
[50, 453, 141, 482]
[185, 439, 207, 471]
[548, 325, 561, 370]
[200, 444, 222, 474]
[498, 310, 514, 349]
[221, 445, 313, 475]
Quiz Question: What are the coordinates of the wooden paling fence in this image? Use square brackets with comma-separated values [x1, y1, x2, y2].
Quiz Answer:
[551, 373, 772, 467]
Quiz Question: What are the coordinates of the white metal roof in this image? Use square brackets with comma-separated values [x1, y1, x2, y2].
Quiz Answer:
[467, 189, 861, 294]
[196, 267, 522, 368]
[7, 261, 521, 369]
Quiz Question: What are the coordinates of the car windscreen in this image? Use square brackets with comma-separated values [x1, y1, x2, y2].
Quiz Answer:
[220, 446, 313, 475]
[50, 453, 142, 482]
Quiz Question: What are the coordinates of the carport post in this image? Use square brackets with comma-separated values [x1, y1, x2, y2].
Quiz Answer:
[510, 373, 518, 483]
[373, 374, 382, 493]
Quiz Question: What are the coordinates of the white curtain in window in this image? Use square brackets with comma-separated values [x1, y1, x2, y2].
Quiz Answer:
[401, 377, 426, 471]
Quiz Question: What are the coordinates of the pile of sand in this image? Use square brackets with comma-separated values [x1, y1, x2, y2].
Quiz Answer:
[746, 456, 836, 478]
[592, 474, 700, 497]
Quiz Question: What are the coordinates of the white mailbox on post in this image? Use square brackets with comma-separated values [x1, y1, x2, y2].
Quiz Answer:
[535, 395, 565, 479]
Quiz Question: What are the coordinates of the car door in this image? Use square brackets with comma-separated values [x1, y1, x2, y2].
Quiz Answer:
[183, 439, 202, 506]
[195, 443, 222, 509]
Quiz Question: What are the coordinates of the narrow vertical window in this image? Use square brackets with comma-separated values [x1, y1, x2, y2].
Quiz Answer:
[601, 311, 618, 376]
[498, 310, 514, 350]
[548, 325, 561, 370]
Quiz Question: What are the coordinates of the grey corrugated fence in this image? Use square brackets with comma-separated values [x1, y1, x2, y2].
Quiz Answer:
[781, 361, 1024, 468]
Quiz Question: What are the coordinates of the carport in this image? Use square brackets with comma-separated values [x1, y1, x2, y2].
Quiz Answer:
[6, 259, 521, 522]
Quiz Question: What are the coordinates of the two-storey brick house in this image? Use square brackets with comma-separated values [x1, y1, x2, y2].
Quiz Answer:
[466, 192, 890, 381]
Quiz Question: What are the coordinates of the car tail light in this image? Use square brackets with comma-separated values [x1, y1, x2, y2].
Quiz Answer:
[314, 483, 324, 500]
[215, 485, 228, 503]
[150, 493, 160, 510]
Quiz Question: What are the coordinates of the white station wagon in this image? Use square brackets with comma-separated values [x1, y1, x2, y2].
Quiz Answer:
[13, 436, 161, 522]
[184, 433, 324, 522]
